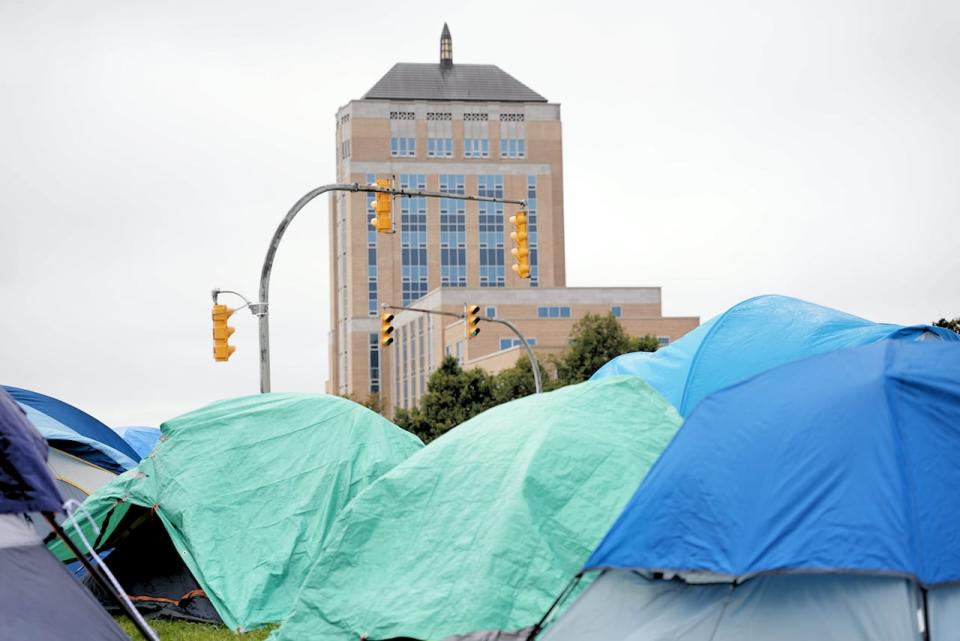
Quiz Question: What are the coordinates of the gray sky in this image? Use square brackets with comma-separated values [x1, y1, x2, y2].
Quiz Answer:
[2, 0, 958, 427]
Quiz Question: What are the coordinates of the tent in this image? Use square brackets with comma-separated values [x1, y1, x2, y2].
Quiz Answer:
[4, 385, 140, 472]
[590, 295, 959, 416]
[272, 376, 682, 641]
[51, 393, 422, 632]
[542, 341, 960, 640]
[115, 426, 162, 458]
[3, 385, 136, 537]
[0, 388, 130, 640]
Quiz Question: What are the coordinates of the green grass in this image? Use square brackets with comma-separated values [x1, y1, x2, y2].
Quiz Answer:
[116, 618, 276, 640]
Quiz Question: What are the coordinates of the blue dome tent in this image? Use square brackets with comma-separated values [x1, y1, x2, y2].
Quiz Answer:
[591, 295, 959, 416]
[542, 341, 960, 641]
[3, 386, 139, 473]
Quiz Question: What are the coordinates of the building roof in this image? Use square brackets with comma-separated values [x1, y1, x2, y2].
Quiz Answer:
[363, 63, 547, 103]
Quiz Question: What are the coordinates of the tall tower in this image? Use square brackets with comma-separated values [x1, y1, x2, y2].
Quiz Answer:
[329, 26, 565, 409]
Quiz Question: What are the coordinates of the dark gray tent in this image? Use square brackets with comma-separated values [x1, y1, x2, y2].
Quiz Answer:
[0, 387, 130, 640]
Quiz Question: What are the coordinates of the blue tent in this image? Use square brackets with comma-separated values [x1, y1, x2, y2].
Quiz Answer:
[591, 295, 958, 416]
[588, 340, 960, 583]
[115, 427, 161, 459]
[540, 341, 960, 641]
[3, 386, 139, 473]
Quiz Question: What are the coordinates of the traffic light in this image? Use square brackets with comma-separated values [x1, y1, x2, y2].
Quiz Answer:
[465, 304, 481, 339]
[380, 311, 395, 347]
[212, 304, 236, 362]
[509, 210, 530, 279]
[369, 178, 394, 234]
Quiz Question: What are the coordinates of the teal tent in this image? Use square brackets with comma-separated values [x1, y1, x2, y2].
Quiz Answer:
[272, 377, 682, 641]
[51, 393, 422, 631]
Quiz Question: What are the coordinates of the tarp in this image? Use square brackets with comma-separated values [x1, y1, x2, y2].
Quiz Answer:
[590, 295, 959, 416]
[541, 571, 957, 641]
[272, 376, 682, 641]
[51, 393, 422, 631]
[4, 385, 140, 472]
[587, 341, 960, 586]
[0, 388, 62, 514]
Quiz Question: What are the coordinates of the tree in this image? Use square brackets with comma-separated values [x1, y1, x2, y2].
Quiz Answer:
[553, 313, 659, 386]
[394, 356, 497, 443]
[343, 391, 384, 415]
[934, 317, 960, 334]
[491, 354, 562, 405]
[394, 315, 660, 441]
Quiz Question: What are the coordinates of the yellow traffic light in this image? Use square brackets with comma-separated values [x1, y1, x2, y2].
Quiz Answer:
[369, 178, 394, 234]
[380, 311, 395, 347]
[212, 304, 236, 362]
[465, 304, 481, 339]
[510, 211, 530, 279]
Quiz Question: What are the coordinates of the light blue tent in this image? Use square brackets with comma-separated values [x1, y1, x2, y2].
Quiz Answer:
[542, 341, 960, 641]
[591, 295, 958, 416]
[114, 427, 161, 459]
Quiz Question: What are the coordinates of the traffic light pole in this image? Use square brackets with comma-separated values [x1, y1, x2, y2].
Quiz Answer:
[254, 183, 526, 393]
[382, 303, 543, 395]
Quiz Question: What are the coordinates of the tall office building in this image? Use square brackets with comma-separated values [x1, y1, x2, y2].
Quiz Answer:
[328, 25, 697, 411]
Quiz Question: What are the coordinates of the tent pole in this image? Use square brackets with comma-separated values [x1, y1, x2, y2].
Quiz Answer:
[526, 572, 585, 640]
[921, 585, 931, 641]
[42, 513, 157, 641]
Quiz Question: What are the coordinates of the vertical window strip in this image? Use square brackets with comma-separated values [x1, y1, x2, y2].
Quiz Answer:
[367, 173, 379, 314]
[439, 175, 467, 287]
[527, 176, 539, 287]
[368, 333, 380, 394]
[400, 174, 428, 305]
[478, 175, 505, 287]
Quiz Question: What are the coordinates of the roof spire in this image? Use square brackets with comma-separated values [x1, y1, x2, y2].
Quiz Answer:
[440, 23, 453, 68]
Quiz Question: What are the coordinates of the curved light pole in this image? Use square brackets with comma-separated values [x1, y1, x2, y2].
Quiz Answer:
[256, 184, 355, 393]
[253, 183, 526, 393]
[382, 303, 543, 395]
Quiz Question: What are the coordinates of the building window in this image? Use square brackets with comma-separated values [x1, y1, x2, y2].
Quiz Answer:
[455, 340, 464, 366]
[611, 306, 622, 318]
[439, 175, 466, 287]
[464, 138, 489, 158]
[428, 137, 453, 157]
[658, 336, 671, 346]
[418, 316, 426, 400]
[478, 176, 505, 287]
[366, 173, 378, 316]
[499, 138, 526, 158]
[485, 306, 496, 318]
[499, 112, 526, 158]
[500, 337, 537, 350]
[463, 113, 489, 159]
[537, 306, 571, 319]
[341, 139, 350, 159]
[400, 175, 428, 305]
[527, 176, 539, 286]
[391, 137, 416, 157]
[368, 333, 380, 394]
[390, 111, 416, 158]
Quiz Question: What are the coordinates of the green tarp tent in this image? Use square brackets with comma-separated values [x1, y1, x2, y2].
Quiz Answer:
[272, 376, 682, 641]
[50, 393, 422, 631]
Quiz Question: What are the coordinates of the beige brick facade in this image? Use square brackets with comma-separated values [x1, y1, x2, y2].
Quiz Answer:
[326, 37, 698, 414]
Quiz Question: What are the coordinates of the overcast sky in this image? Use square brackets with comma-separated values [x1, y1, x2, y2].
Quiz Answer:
[2, 0, 958, 427]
